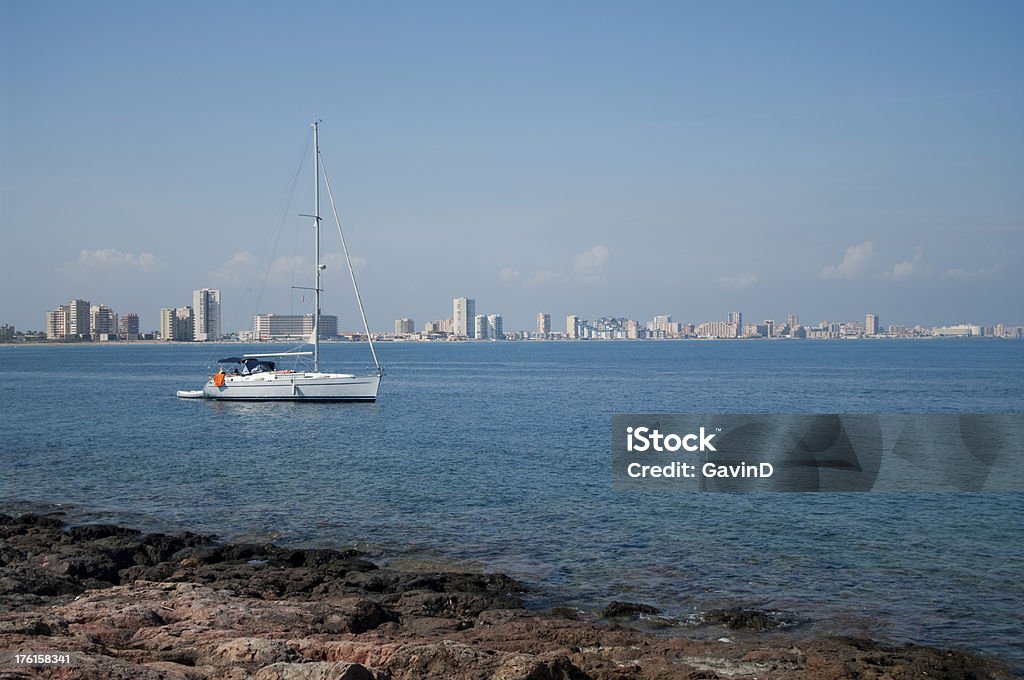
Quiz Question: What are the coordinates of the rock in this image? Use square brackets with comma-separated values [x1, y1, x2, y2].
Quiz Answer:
[1, 513, 1015, 680]
[375, 640, 496, 678]
[346, 599, 400, 633]
[212, 637, 298, 665]
[704, 608, 793, 631]
[65, 524, 141, 541]
[601, 601, 660, 618]
[492, 653, 590, 680]
[253, 662, 376, 680]
[0, 566, 83, 598]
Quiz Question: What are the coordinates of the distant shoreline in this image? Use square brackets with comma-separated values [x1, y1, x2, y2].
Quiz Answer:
[2, 335, 1017, 348]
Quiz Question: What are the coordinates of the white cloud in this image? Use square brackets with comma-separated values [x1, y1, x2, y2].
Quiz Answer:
[270, 255, 307, 277]
[720, 272, 759, 289]
[511, 245, 611, 287]
[210, 251, 366, 286]
[877, 247, 928, 281]
[942, 263, 1003, 281]
[77, 248, 158, 272]
[821, 241, 874, 279]
[210, 250, 256, 284]
[323, 252, 367, 273]
[524, 270, 566, 286]
[573, 245, 610, 284]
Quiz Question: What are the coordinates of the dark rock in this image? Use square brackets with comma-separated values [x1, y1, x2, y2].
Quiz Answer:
[178, 542, 267, 565]
[285, 547, 365, 569]
[602, 601, 661, 618]
[347, 599, 400, 633]
[704, 608, 794, 631]
[0, 617, 58, 636]
[0, 567, 82, 597]
[119, 561, 177, 583]
[53, 551, 122, 584]
[136, 531, 210, 564]
[344, 571, 389, 592]
[4, 513, 65, 531]
[65, 524, 141, 541]
[395, 591, 498, 620]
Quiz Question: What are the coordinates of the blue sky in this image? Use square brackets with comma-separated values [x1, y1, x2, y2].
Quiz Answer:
[2, 1, 1021, 332]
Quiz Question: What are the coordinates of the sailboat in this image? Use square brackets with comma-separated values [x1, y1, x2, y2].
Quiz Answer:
[177, 121, 383, 402]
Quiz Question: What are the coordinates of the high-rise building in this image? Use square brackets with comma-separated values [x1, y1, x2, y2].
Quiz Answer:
[537, 312, 551, 336]
[566, 315, 579, 339]
[487, 314, 503, 340]
[193, 289, 221, 341]
[866, 313, 879, 336]
[650, 315, 678, 334]
[695, 321, 739, 339]
[764, 319, 775, 338]
[160, 307, 194, 341]
[933, 323, 981, 337]
[160, 309, 172, 340]
[453, 297, 475, 338]
[45, 299, 90, 339]
[424, 318, 453, 334]
[120, 313, 140, 341]
[253, 313, 337, 340]
[474, 314, 488, 340]
[726, 312, 742, 338]
[46, 306, 68, 340]
[68, 299, 91, 339]
[395, 318, 415, 334]
[90, 305, 118, 339]
[787, 314, 799, 330]
[566, 315, 578, 338]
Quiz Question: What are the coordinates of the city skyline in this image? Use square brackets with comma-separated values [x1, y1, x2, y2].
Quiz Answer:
[13, 289, 1021, 341]
[2, 3, 1022, 331]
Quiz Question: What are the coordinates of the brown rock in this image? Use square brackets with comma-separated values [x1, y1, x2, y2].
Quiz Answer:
[211, 636, 298, 665]
[1, 514, 1015, 680]
[253, 661, 376, 680]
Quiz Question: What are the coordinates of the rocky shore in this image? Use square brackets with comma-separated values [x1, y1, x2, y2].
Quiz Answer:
[0, 513, 1012, 679]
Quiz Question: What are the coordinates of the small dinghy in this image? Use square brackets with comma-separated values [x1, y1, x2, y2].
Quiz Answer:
[176, 389, 207, 399]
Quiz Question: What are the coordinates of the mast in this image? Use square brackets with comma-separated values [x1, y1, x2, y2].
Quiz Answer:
[312, 120, 321, 372]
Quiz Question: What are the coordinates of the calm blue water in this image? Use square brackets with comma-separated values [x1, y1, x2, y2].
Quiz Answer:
[2, 339, 1023, 668]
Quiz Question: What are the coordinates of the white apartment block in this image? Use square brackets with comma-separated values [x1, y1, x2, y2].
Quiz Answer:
[193, 288, 221, 341]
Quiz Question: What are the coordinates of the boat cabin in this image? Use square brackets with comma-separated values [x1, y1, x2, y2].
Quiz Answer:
[217, 357, 277, 376]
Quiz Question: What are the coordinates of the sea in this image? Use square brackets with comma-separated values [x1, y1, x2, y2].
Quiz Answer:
[2, 339, 1022, 669]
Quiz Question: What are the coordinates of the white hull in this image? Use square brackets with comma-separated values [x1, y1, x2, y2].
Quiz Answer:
[177, 389, 206, 399]
[203, 372, 380, 402]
